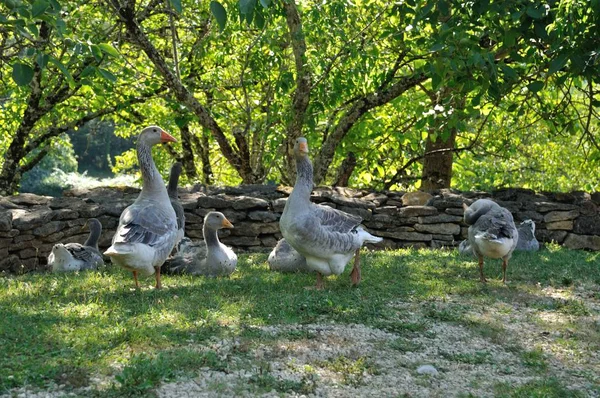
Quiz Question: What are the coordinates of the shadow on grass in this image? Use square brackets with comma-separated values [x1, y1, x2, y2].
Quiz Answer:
[0, 247, 598, 395]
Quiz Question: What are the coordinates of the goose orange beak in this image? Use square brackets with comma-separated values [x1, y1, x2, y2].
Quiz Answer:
[160, 130, 177, 143]
[298, 142, 308, 154]
[222, 218, 234, 229]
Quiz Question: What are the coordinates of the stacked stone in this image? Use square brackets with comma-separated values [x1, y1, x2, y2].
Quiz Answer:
[0, 185, 598, 274]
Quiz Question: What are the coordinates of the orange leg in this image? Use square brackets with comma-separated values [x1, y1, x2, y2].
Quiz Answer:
[315, 272, 324, 290]
[350, 248, 361, 286]
[478, 256, 487, 283]
[154, 266, 162, 289]
[133, 271, 140, 288]
[502, 258, 508, 284]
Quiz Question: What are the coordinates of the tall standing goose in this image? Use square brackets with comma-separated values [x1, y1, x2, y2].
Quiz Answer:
[104, 126, 178, 289]
[463, 198, 518, 283]
[168, 162, 185, 253]
[162, 211, 237, 277]
[48, 218, 104, 272]
[279, 137, 382, 289]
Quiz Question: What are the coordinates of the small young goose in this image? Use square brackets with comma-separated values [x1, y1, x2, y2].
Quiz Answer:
[463, 199, 518, 283]
[162, 212, 237, 277]
[267, 238, 310, 273]
[279, 137, 382, 289]
[459, 219, 539, 255]
[104, 126, 178, 289]
[167, 162, 185, 253]
[48, 218, 104, 272]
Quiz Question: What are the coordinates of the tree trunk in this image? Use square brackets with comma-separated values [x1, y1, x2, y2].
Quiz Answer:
[333, 151, 356, 187]
[178, 122, 198, 180]
[420, 129, 457, 190]
[191, 130, 213, 185]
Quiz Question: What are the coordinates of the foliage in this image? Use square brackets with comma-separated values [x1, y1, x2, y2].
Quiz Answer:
[1, 0, 598, 192]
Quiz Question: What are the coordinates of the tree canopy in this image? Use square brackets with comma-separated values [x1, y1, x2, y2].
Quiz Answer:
[1, 0, 598, 195]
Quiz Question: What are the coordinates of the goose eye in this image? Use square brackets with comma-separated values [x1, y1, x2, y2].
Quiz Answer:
[153, 129, 157, 132]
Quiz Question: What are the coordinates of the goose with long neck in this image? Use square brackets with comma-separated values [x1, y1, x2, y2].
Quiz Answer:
[167, 162, 185, 253]
[162, 212, 237, 277]
[463, 199, 518, 283]
[279, 137, 382, 289]
[48, 218, 104, 272]
[104, 126, 178, 289]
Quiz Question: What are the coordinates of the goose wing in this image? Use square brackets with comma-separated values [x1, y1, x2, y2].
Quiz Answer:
[312, 204, 362, 233]
[113, 202, 177, 247]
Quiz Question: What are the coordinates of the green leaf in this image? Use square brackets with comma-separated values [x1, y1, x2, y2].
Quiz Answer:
[210, 1, 227, 31]
[429, 43, 444, 52]
[98, 43, 120, 58]
[97, 68, 117, 82]
[48, 56, 74, 83]
[12, 62, 34, 86]
[239, 0, 256, 15]
[169, 0, 182, 14]
[527, 81, 545, 93]
[254, 10, 265, 29]
[526, 6, 545, 19]
[36, 52, 49, 68]
[31, 0, 49, 18]
[548, 54, 568, 75]
[80, 65, 96, 78]
[89, 44, 103, 61]
[259, 0, 270, 7]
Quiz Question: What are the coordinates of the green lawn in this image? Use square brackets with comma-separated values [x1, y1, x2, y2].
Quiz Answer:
[0, 245, 598, 397]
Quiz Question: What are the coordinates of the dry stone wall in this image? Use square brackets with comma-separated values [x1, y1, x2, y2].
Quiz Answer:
[0, 186, 598, 274]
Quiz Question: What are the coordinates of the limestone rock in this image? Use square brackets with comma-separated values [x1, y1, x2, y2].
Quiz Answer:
[10, 207, 53, 230]
[563, 234, 600, 251]
[573, 216, 600, 235]
[399, 206, 437, 217]
[414, 223, 460, 235]
[402, 192, 433, 206]
[545, 220, 574, 230]
[544, 210, 579, 223]
[0, 211, 12, 232]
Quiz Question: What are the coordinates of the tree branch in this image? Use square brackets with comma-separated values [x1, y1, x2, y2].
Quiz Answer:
[312, 72, 427, 185]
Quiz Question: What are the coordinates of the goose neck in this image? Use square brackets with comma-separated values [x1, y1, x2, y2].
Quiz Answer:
[203, 224, 220, 248]
[289, 155, 313, 202]
[84, 224, 101, 250]
[137, 140, 167, 198]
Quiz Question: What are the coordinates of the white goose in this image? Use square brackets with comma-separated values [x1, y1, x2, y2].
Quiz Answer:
[162, 211, 237, 277]
[167, 162, 185, 253]
[48, 218, 104, 272]
[463, 198, 518, 283]
[104, 126, 178, 289]
[279, 137, 382, 289]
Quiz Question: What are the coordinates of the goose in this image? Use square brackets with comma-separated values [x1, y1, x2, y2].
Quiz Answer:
[462, 199, 518, 283]
[168, 162, 185, 253]
[48, 218, 104, 272]
[515, 219, 540, 251]
[104, 126, 178, 289]
[162, 211, 237, 277]
[279, 137, 382, 289]
[459, 219, 539, 255]
[267, 238, 309, 273]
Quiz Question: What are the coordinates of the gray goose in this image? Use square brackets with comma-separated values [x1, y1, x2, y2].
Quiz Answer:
[48, 218, 104, 272]
[167, 162, 185, 253]
[267, 238, 309, 273]
[463, 199, 518, 283]
[104, 126, 178, 289]
[279, 137, 382, 289]
[162, 211, 237, 277]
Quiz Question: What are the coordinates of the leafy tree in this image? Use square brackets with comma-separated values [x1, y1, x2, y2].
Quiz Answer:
[0, 0, 163, 195]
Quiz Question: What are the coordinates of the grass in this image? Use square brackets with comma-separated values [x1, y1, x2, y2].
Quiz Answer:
[0, 246, 598, 396]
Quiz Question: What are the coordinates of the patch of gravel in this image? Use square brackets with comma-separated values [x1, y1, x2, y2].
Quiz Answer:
[5, 285, 599, 398]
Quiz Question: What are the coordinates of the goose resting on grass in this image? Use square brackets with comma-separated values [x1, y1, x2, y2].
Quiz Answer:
[279, 137, 382, 289]
[104, 126, 178, 289]
[162, 211, 237, 277]
[267, 238, 309, 273]
[168, 162, 185, 253]
[48, 218, 104, 272]
[463, 199, 518, 283]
